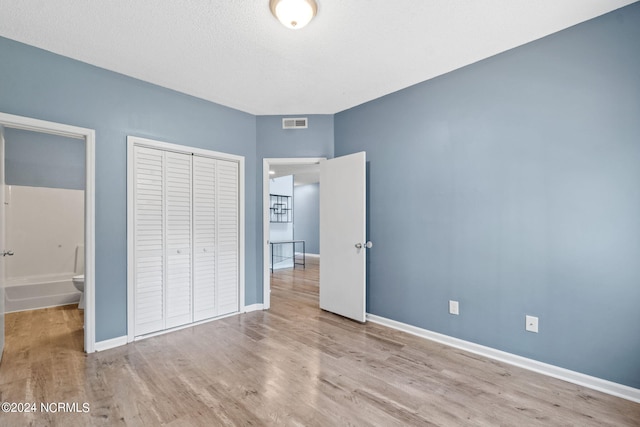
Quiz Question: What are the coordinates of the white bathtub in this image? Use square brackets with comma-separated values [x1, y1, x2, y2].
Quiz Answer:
[4, 274, 80, 313]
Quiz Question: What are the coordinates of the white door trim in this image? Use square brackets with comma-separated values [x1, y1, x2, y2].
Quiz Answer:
[0, 112, 96, 353]
[127, 136, 245, 342]
[262, 157, 325, 310]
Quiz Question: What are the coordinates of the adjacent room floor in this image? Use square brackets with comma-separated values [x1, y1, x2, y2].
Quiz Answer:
[1, 258, 639, 426]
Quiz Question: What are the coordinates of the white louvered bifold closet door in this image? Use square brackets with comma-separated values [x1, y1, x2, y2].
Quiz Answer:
[192, 156, 216, 321]
[165, 152, 193, 329]
[132, 141, 240, 338]
[217, 160, 239, 316]
[133, 147, 165, 336]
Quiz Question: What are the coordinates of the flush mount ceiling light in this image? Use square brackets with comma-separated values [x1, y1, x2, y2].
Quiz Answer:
[270, 0, 318, 30]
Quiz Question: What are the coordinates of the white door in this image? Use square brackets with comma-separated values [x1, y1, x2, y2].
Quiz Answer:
[165, 152, 193, 328]
[192, 156, 217, 321]
[0, 126, 5, 362]
[216, 160, 239, 316]
[129, 138, 242, 339]
[133, 146, 165, 335]
[319, 152, 368, 322]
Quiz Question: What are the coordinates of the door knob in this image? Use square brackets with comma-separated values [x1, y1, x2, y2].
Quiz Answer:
[2, 250, 14, 257]
[355, 242, 373, 249]
[355, 243, 362, 249]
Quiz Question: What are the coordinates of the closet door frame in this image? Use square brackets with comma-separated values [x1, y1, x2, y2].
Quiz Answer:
[126, 136, 245, 342]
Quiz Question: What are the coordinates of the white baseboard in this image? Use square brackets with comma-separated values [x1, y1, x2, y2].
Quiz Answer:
[94, 335, 128, 352]
[244, 303, 264, 313]
[366, 314, 640, 403]
[271, 262, 294, 270]
[296, 253, 319, 259]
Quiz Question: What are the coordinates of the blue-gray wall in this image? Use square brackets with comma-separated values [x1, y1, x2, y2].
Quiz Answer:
[0, 36, 257, 342]
[256, 115, 333, 289]
[335, 4, 640, 388]
[4, 128, 85, 190]
[294, 183, 320, 254]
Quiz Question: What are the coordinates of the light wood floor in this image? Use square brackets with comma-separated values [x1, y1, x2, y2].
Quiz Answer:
[1, 258, 639, 426]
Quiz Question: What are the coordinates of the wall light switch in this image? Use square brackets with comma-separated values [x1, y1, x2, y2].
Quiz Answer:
[526, 315, 539, 333]
[449, 300, 459, 315]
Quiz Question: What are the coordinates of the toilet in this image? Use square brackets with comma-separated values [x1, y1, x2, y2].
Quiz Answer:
[73, 275, 85, 309]
[73, 245, 85, 310]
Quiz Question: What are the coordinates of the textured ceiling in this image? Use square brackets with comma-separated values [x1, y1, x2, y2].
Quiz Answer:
[0, 0, 636, 115]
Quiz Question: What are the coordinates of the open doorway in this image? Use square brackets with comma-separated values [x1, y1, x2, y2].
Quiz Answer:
[4, 128, 86, 347]
[262, 158, 323, 309]
[264, 153, 369, 322]
[0, 112, 95, 356]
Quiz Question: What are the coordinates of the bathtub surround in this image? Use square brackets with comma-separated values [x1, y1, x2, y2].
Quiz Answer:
[4, 276, 80, 313]
[4, 185, 84, 279]
[3, 185, 83, 312]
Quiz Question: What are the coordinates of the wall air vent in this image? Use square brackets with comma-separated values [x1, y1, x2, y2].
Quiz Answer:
[282, 117, 308, 129]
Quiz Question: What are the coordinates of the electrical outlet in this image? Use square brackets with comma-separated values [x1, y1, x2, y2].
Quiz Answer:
[449, 300, 459, 315]
[526, 315, 539, 333]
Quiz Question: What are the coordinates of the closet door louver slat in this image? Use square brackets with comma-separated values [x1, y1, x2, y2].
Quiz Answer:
[193, 156, 217, 321]
[165, 152, 193, 329]
[217, 160, 239, 316]
[133, 147, 165, 335]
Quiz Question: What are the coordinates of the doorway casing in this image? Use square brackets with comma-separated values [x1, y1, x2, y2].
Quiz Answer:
[262, 157, 324, 309]
[0, 112, 96, 353]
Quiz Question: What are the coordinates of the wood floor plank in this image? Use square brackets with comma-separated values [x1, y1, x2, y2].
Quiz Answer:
[1, 261, 639, 426]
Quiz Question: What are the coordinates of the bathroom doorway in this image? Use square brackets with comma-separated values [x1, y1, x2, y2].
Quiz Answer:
[4, 128, 85, 312]
[0, 112, 95, 357]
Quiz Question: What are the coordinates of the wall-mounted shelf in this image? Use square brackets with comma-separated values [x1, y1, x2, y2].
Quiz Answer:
[270, 194, 292, 223]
